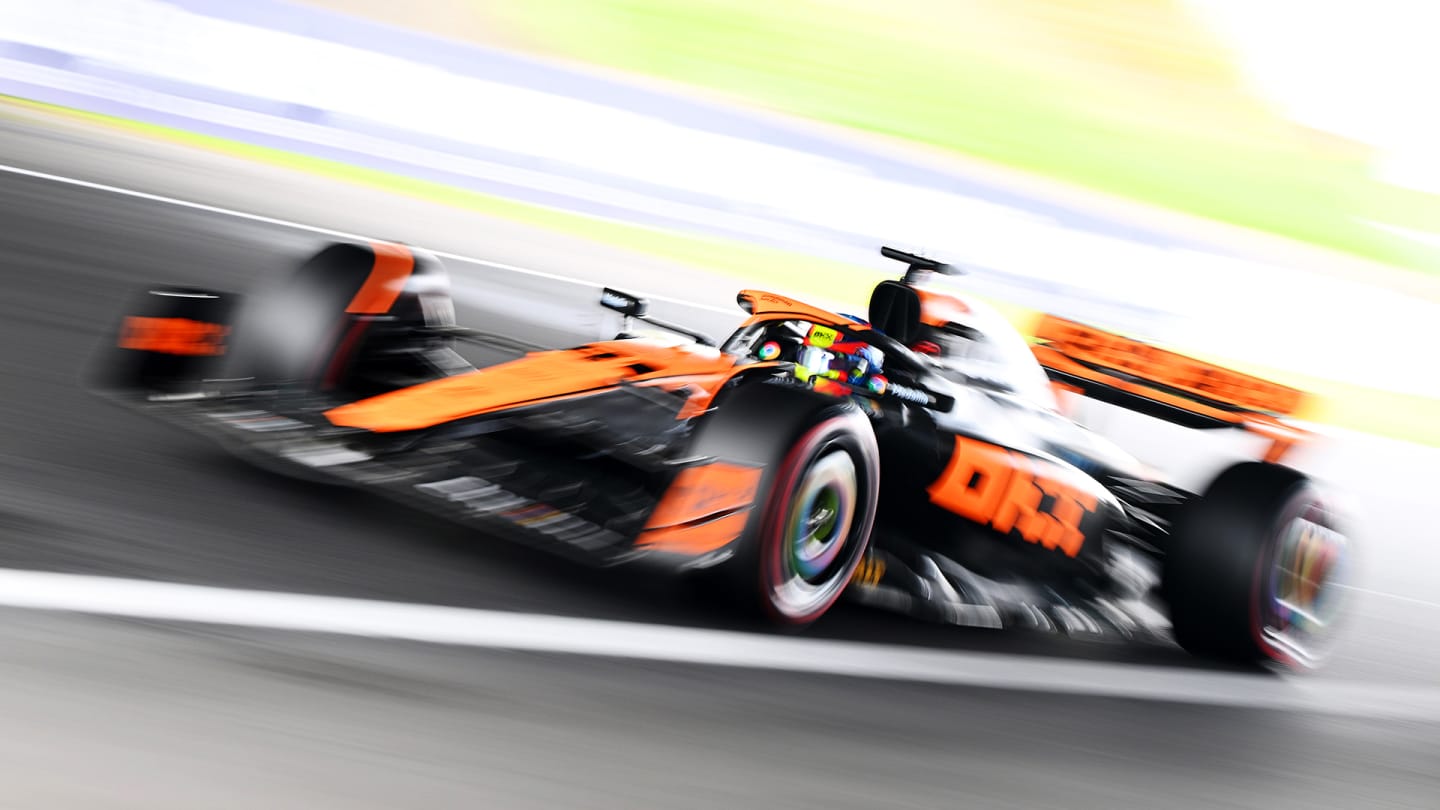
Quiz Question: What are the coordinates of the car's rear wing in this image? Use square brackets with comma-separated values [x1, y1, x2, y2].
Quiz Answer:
[1031, 315, 1309, 462]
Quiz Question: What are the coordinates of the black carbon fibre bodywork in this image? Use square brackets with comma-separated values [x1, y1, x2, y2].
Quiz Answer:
[114, 386, 686, 564]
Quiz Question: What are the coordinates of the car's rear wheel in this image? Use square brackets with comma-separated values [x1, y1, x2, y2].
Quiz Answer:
[1164, 462, 1349, 669]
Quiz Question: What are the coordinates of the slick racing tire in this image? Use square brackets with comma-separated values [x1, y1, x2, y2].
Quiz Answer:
[690, 384, 880, 625]
[1163, 462, 1348, 669]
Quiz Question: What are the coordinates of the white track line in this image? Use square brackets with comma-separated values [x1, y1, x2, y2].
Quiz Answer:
[1339, 584, 1440, 610]
[0, 162, 735, 315]
[0, 566, 1433, 722]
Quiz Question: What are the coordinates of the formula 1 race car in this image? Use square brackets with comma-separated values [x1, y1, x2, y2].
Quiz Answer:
[93, 242, 1349, 669]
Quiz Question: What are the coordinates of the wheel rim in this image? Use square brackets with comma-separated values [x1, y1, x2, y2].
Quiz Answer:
[1259, 504, 1349, 667]
[771, 448, 859, 617]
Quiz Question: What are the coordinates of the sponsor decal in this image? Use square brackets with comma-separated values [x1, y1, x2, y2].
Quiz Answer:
[807, 324, 839, 348]
[1036, 316, 1302, 415]
[928, 437, 1101, 557]
[757, 340, 782, 361]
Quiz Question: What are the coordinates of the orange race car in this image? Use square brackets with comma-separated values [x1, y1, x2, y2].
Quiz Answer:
[93, 243, 1349, 670]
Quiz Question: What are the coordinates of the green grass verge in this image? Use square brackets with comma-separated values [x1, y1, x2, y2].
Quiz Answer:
[10, 97, 1435, 445]
[488, 0, 1440, 274]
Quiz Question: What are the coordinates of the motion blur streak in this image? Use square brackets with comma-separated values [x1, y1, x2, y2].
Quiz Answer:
[0, 161, 737, 315]
[1340, 585, 1440, 610]
[0, 566, 1433, 722]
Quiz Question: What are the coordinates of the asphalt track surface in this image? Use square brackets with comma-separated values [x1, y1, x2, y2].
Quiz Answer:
[0, 110, 1437, 807]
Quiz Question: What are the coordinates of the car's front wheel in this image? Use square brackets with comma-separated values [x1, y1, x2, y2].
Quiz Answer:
[688, 384, 880, 626]
[754, 408, 878, 623]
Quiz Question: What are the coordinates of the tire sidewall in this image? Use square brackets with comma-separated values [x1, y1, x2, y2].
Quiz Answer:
[752, 408, 879, 624]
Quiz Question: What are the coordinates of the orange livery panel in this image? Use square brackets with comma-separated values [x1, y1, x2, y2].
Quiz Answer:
[325, 340, 744, 432]
[345, 241, 416, 314]
[117, 316, 229, 356]
[637, 461, 764, 555]
[1034, 315, 1304, 417]
[736, 289, 864, 330]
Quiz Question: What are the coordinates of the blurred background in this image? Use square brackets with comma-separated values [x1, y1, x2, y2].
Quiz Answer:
[4, 0, 1440, 438]
[0, 1, 1436, 807]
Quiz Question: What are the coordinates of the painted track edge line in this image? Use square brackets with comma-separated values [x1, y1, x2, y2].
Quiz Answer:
[0, 567, 1431, 722]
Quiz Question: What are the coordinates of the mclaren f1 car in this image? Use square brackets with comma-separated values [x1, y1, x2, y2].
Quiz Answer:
[93, 242, 1349, 669]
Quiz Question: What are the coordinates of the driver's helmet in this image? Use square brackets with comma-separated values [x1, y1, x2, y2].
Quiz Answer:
[795, 324, 887, 396]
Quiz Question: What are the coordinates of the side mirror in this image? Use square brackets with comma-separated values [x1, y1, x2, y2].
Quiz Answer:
[601, 288, 648, 318]
[601, 287, 715, 347]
